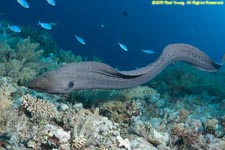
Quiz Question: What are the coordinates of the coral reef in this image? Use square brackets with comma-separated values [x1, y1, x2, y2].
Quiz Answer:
[0, 93, 132, 149]
[0, 80, 224, 150]
[0, 19, 224, 150]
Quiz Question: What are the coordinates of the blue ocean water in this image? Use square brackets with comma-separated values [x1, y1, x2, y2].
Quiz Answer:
[0, 0, 224, 69]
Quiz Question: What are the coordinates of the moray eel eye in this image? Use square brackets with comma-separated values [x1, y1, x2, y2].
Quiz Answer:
[68, 81, 74, 89]
[64, 81, 75, 93]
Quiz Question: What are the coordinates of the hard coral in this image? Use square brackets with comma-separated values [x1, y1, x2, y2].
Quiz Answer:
[22, 94, 57, 120]
[71, 136, 87, 149]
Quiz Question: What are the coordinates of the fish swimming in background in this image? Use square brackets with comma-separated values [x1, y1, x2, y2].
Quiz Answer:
[142, 49, 155, 55]
[74, 34, 86, 45]
[16, 0, 29, 8]
[0, 22, 2, 29]
[122, 11, 128, 16]
[46, 0, 56, 6]
[38, 21, 52, 30]
[8, 24, 21, 33]
[100, 24, 105, 28]
[118, 42, 128, 51]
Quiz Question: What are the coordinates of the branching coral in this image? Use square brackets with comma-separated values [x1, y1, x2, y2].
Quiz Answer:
[22, 94, 57, 120]
[71, 136, 87, 149]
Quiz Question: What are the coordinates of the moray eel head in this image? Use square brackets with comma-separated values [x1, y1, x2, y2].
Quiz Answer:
[28, 71, 74, 94]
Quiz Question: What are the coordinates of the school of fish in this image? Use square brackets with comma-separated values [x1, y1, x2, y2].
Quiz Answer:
[6, 0, 157, 55]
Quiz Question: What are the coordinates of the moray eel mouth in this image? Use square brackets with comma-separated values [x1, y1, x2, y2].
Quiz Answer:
[28, 71, 71, 94]
[28, 74, 68, 94]
[28, 77, 51, 92]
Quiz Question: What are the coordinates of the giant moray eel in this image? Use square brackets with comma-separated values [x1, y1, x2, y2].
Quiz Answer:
[28, 43, 225, 94]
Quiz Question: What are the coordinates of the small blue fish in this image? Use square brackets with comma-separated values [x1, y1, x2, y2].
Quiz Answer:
[100, 24, 104, 28]
[38, 21, 52, 30]
[118, 42, 128, 52]
[8, 25, 21, 33]
[142, 49, 155, 55]
[74, 34, 86, 45]
[46, 0, 56, 6]
[17, 0, 29, 8]
[0, 22, 2, 29]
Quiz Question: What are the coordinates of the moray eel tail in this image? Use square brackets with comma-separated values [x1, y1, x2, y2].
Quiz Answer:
[159, 44, 223, 72]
